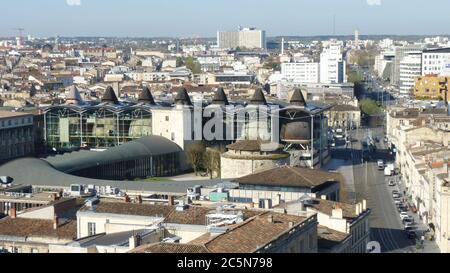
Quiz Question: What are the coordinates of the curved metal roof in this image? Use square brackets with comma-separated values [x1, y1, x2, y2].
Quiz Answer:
[45, 136, 182, 173]
[0, 158, 218, 194]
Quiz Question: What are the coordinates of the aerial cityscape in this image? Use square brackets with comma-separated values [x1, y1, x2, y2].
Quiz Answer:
[1, 0, 450, 259]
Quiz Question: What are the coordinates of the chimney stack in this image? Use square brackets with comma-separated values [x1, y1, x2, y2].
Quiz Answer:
[137, 195, 142, 204]
[267, 214, 274, 223]
[53, 215, 59, 230]
[331, 207, 343, 219]
[288, 221, 295, 229]
[168, 196, 175, 206]
[321, 195, 327, 200]
[9, 207, 17, 218]
[362, 199, 367, 211]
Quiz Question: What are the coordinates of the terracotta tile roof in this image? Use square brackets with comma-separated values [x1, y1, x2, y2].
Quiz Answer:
[317, 225, 349, 251]
[308, 199, 358, 220]
[83, 201, 263, 226]
[0, 218, 76, 240]
[164, 206, 213, 225]
[85, 202, 174, 218]
[201, 212, 306, 253]
[129, 242, 210, 253]
[234, 166, 342, 189]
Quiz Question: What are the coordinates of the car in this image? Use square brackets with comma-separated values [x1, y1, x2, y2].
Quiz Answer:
[403, 216, 414, 223]
[331, 142, 336, 147]
[394, 200, 402, 206]
[404, 223, 415, 230]
[400, 212, 409, 220]
[392, 193, 401, 199]
[388, 180, 396, 187]
[406, 230, 417, 239]
[377, 160, 385, 170]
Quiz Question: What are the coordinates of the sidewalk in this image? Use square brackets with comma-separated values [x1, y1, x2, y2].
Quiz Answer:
[393, 175, 441, 253]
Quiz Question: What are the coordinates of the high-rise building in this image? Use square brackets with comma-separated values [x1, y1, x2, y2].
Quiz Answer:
[399, 53, 422, 97]
[354, 29, 360, 49]
[422, 48, 450, 76]
[281, 62, 320, 83]
[391, 44, 425, 86]
[320, 41, 346, 84]
[217, 27, 266, 49]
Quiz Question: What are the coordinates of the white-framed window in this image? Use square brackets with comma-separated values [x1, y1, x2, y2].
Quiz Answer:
[88, 222, 96, 236]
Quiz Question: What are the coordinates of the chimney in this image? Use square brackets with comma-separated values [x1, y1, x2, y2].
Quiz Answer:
[267, 214, 274, 223]
[124, 194, 131, 203]
[362, 200, 367, 211]
[331, 208, 343, 219]
[168, 196, 175, 206]
[288, 221, 295, 229]
[321, 195, 327, 200]
[275, 194, 281, 206]
[129, 235, 140, 250]
[9, 207, 17, 218]
[137, 195, 142, 204]
[53, 216, 59, 230]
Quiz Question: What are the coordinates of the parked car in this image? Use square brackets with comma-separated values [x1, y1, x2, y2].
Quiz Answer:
[392, 193, 401, 199]
[400, 212, 409, 220]
[388, 180, 396, 187]
[404, 223, 415, 230]
[377, 160, 385, 170]
[406, 230, 417, 239]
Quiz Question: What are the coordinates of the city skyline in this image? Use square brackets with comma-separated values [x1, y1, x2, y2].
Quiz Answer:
[1, 0, 450, 38]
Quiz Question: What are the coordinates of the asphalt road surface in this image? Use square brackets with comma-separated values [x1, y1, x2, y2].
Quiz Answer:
[331, 127, 420, 253]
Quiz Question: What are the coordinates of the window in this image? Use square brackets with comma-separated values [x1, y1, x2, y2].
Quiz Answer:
[171, 132, 175, 141]
[88, 222, 96, 236]
[31, 248, 39, 253]
[165, 116, 169, 122]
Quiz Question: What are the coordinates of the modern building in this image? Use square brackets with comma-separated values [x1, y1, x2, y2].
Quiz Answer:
[0, 111, 35, 164]
[320, 41, 346, 84]
[391, 44, 425, 86]
[422, 48, 450, 76]
[413, 75, 449, 100]
[281, 62, 320, 83]
[217, 27, 266, 49]
[44, 136, 183, 180]
[399, 53, 422, 97]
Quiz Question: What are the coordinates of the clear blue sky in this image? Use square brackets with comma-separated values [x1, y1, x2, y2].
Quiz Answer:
[1, 0, 449, 37]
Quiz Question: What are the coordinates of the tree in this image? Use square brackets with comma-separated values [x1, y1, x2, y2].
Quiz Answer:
[176, 57, 184, 67]
[360, 98, 382, 116]
[347, 70, 363, 83]
[185, 57, 201, 74]
[186, 142, 206, 176]
[263, 56, 281, 71]
[204, 147, 224, 179]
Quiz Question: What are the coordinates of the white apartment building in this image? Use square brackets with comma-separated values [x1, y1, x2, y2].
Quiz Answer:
[320, 41, 346, 84]
[374, 51, 395, 78]
[217, 27, 266, 49]
[281, 62, 320, 83]
[399, 53, 422, 97]
[422, 48, 450, 76]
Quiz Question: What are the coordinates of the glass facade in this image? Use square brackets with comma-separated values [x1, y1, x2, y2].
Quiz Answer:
[70, 153, 179, 180]
[45, 105, 152, 149]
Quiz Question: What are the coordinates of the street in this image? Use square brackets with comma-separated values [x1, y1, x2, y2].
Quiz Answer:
[330, 126, 439, 253]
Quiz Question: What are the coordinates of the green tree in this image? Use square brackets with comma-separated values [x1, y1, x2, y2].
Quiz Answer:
[263, 56, 281, 71]
[360, 98, 382, 116]
[185, 57, 201, 74]
[176, 57, 184, 67]
[347, 70, 363, 83]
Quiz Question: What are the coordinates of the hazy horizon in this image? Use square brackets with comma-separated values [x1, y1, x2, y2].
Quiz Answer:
[1, 0, 449, 38]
